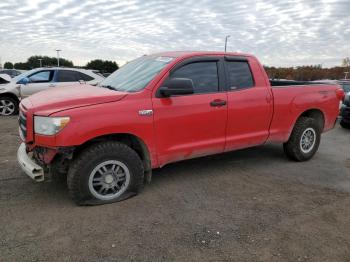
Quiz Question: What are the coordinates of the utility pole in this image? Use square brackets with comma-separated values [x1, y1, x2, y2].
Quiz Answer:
[55, 49, 62, 67]
[224, 35, 230, 52]
[38, 59, 43, 68]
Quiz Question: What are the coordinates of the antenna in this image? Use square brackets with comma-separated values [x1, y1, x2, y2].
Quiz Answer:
[224, 35, 230, 52]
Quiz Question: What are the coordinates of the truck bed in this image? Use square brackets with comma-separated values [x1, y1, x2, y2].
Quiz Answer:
[268, 83, 340, 142]
[270, 80, 333, 87]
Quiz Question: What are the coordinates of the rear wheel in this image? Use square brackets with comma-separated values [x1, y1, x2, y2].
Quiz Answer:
[67, 141, 144, 205]
[0, 96, 18, 116]
[283, 117, 321, 161]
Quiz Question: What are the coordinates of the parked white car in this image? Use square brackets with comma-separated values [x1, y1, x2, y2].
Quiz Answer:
[0, 67, 104, 116]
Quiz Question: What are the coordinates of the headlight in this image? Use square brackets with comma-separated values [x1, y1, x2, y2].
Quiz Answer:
[34, 116, 70, 135]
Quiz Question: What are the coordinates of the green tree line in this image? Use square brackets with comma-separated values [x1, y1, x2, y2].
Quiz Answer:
[3, 56, 119, 73]
[265, 65, 350, 81]
[4, 56, 350, 80]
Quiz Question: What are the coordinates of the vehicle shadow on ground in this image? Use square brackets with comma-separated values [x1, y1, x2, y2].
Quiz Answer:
[8, 144, 285, 206]
[6, 142, 349, 206]
[151, 144, 287, 184]
[150, 143, 350, 193]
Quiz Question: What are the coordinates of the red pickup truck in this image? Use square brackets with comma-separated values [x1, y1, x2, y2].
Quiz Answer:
[17, 51, 344, 205]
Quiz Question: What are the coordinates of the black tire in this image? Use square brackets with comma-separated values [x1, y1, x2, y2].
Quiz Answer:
[283, 117, 321, 161]
[340, 120, 350, 129]
[67, 141, 144, 206]
[0, 96, 18, 116]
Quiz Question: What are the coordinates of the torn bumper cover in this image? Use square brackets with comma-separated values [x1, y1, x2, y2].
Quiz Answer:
[17, 143, 44, 182]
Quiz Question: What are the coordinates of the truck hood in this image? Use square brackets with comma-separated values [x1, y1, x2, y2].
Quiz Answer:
[23, 84, 128, 116]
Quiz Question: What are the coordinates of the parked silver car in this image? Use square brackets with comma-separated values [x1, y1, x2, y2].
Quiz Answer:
[0, 67, 104, 115]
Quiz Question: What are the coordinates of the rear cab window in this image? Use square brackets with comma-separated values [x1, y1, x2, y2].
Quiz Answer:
[225, 60, 254, 90]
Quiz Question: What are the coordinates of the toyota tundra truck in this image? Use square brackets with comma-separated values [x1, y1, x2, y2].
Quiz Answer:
[17, 51, 345, 205]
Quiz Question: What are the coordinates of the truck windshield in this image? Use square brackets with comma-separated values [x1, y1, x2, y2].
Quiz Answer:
[100, 56, 174, 92]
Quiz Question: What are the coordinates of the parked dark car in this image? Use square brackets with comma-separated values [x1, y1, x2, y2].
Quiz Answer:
[0, 69, 24, 78]
[340, 92, 350, 129]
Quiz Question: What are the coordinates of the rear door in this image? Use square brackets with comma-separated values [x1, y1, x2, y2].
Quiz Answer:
[152, 57, 228, 166]
[20, 70, 55, 97]
[224, 56, 273, 151]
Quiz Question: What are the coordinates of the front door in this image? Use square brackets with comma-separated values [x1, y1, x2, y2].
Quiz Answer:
[152, 58, 228, 166]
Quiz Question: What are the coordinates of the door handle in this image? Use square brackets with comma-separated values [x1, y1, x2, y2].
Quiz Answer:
[210, 99, 226, 107]
[49, 84, 56, 87]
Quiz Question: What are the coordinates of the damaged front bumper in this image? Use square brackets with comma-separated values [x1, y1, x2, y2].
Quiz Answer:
[17, 143, 45, 182]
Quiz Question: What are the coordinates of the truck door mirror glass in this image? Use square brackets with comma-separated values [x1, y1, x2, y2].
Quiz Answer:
[159, 78, 194, 97]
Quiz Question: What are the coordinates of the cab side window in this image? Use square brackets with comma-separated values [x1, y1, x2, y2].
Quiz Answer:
[225, 61, 254, 90]
[170, 62, 219, 94]
[28, 70, 53, 83]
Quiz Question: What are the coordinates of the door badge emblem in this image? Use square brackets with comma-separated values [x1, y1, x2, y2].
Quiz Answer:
[138, 109, 153, 116]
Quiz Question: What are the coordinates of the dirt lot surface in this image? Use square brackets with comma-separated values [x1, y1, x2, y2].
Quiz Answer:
[0, 116, 350, 262]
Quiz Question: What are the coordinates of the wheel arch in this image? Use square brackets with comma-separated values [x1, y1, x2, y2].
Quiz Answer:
[288, 108, 325, 140]
[298, 109, 325, 131]
[74, 133, 152, 180]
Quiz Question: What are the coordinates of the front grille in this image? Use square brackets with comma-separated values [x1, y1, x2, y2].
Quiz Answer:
[19, 108, 27, 140]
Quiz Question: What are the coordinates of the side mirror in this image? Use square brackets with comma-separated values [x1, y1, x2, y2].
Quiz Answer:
[17, 77, 30, 85]
[158, 78, 194, 97]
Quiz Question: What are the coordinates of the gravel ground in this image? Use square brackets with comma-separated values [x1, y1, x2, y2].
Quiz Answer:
[0, 116, 350, 262]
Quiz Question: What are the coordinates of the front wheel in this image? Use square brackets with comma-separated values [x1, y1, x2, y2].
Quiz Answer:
[0, 96, 18, 116]
[283, 117, 321, 161]
[67, 141, 144, 205]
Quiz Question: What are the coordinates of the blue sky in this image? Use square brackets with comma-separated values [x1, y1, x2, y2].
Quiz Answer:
[0, 0, 349, 67]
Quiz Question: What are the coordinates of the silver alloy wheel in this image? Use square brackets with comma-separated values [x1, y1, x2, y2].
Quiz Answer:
[300, 127, 316, 154]
[0, 99, 15, 116]
[88, 160, 130, 201]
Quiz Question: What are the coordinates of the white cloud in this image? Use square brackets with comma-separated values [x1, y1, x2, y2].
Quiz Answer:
[0, 0, 349, 67]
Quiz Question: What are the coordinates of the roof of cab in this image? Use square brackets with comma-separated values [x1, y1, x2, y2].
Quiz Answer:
[150, 51, 253, 59]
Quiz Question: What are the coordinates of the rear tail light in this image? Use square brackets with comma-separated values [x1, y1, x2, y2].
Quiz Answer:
[336, 88, 345, 101]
